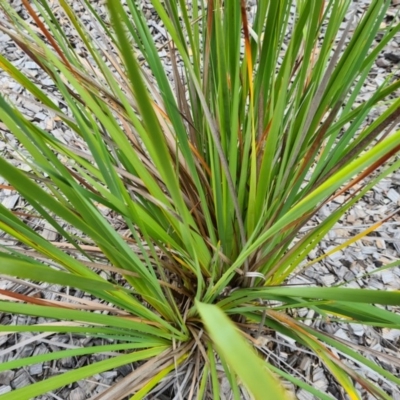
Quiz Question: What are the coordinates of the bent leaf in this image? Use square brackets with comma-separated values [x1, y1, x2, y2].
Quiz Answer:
[197, 301, 291, 400]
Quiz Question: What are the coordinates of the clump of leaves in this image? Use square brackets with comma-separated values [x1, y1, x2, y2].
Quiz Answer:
[1, 0, 400, 398]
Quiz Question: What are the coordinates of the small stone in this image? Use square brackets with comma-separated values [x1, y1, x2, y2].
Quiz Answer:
[375, 239, 386, 249]
[69, 387, 85, 400]
[366, 370, 380, 382]
[393, 392, 400, 400]
[41, 221, 58, 241]
[23, 102, 42, 113]
[333, 195, 345, 204]
[389, 277, 400, 289]
[1, 194, 19, 209]
[100, 371, 117, 379]
[60, 356, 74, 368]
[0, 33, 10, 42]
[354, 206, 366, 219]
[42, 78, 55, 86]
[34, 112, 47, 121]
[349, 323, 364, 337]
[276, 332, 296, 346]
[10, 370, 30, 389]
[0, 386, 11, 395]
[320, 274, 336, 286]
[0, 371, 15, 386]
[335, 328, 351, 341]
[384, 52, 400, 63]
[19, 340, 35, 358]
[347, 213, 356, 223]
[382, 328, 400, 341]
[24, 61, 39, 69]
[334, 228, 349, 238]
[46, 118, 55, 130]
[308, 249, 317, 259]
[29, 363, 43, 376]
[313, 367, 325, 382]
[300, 357, 311, 371]
[304, 309, 315, 326]
[381, 270, 394, 284]
[313, 368, 328, 391]
[387, 188, 400, 203]
[376, 58, 390, 68]
[369, 279, 384, 290]
[117, 364, 133, 377]
[326, 246, 343, 262]
[278, 351, 288, 361]
[344, 270, 355, 281]
[297, 389, 314, 400]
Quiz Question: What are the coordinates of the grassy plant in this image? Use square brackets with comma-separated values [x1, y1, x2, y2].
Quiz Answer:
[1, 0, 400, 398]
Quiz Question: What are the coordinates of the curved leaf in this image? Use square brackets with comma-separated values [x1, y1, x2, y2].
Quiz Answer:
[197, 301, 291, 400]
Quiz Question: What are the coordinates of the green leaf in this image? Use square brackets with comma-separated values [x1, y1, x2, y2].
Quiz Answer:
[196, 301, 291, 400]
[0, 347, 167, 400]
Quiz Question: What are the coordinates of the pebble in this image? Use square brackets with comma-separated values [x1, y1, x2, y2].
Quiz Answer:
[23, 102, 42, 113]
[369, 278, 385, 290]
[69, 387, 86, 400]
[381, 270, 394, 284]
[384, 52, 400, 63]
[376, 58, 391, 68]
[29, 363, 43, 376]
[24, 61, 39, 69]
[34, 112, 47, 121]
[0, 386, 11, 395]
[299, 356, 312, 372]
[387, 188, 400, 203]
[349, 323, 365, 337]
[1, 194, 19, 209]
[382, 328, 400, 341]
[335, 328, 351, 341]
[297, 389, 315, 400]
[319, 274, 336, 286]
[10, 370, 30, 389]
[0, 371, 15, 386]
[326, 246, 343, 262]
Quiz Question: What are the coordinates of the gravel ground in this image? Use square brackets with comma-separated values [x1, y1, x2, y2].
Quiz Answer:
[1, 0, 400, 399]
